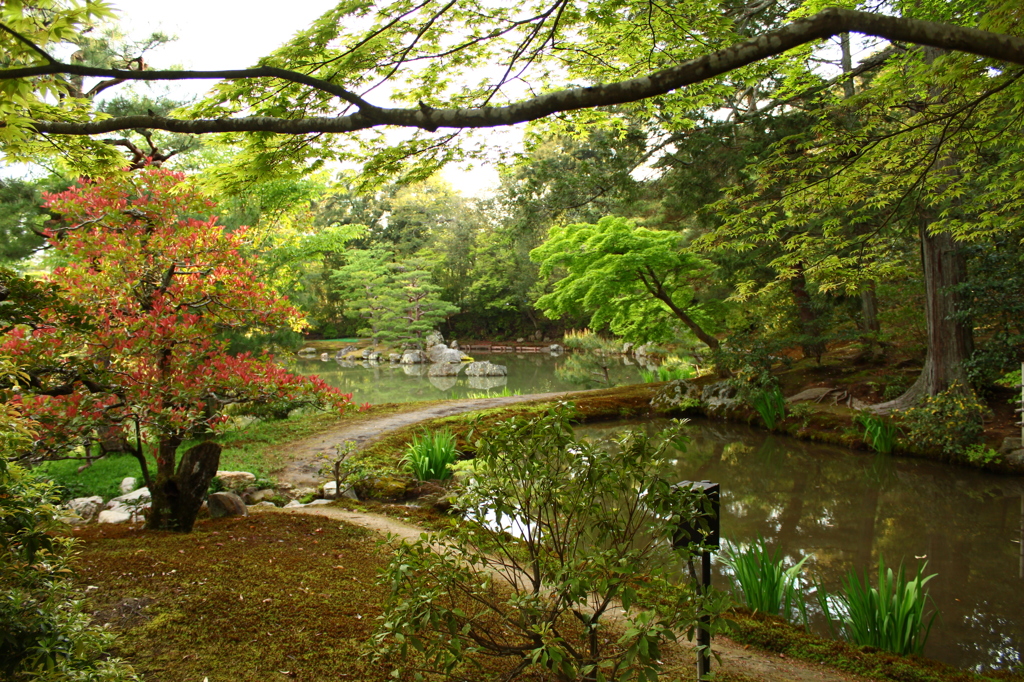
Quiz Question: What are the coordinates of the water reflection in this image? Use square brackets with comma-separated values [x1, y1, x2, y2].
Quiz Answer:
[287, 352, 646, 403]
[577, 419, 1024, 674]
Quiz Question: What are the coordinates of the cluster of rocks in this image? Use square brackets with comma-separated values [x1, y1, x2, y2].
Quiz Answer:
[60, 469, 363, 526]
[1000, 437, 1024, 467]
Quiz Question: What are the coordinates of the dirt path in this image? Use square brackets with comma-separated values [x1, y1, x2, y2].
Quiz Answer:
[274, 504, 870, 682]
[273, 392, 568, 487]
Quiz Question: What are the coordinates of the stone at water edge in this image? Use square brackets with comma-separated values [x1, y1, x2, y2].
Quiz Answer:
[400, 350, 428, 364]
[208, 492, 249, 518]
[999, 437, 1022, 454]
[297, 347, 318, 356]
[548, 344, 564, 355]
[428, 362, 461, 377]
[119, 477, 137, 495]
[215, 471, 257, 490]
[425, 330, 445, 348]
[388, 353, 402, 363]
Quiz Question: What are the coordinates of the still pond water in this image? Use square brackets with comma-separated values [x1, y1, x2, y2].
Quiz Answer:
[293, 355, 1023, 673]
[288, 351, 647, 403]
[576, 418, 1024, 674]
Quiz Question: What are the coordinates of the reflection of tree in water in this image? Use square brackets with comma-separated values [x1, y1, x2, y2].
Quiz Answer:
[575, 418, 1024, 673]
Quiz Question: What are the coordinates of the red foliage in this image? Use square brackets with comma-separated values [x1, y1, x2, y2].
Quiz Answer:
[3, 168, 351, 460]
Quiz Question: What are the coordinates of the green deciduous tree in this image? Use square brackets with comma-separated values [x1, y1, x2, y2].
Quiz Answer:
[532, 216, 724, 350]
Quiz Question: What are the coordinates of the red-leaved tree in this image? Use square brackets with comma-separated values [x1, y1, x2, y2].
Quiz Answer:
[3, 168, 351, 531]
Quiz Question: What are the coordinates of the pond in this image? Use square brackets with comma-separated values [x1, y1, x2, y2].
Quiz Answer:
[287, 351, 650, 404]
[575, 418, 1024, 674]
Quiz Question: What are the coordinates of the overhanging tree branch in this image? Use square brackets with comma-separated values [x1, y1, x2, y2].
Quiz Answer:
[7, 8, 1024, 137]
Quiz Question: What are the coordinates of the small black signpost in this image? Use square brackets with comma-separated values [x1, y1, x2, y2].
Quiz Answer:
[672, 480, 721, 681]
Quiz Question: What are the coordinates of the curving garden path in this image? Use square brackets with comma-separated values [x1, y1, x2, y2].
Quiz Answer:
[272, 391, 568, 487]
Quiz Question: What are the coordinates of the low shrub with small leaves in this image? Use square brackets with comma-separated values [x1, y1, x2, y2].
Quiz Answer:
[899, 383, 986, 458]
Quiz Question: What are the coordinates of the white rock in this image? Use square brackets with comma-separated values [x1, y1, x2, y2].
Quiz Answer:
[67, 495, 105, 520]
[108, 487, 150, 507]
[98, 509, 133, 524]
[119, 477, 137, 495]
[284, 500, 304, 508]
[215, 471, 257, 489]
[297, 346, 318, 355]
[426, 343, 449, 363]
[307, 499, 333, 506]
[322, 481, 359, 500]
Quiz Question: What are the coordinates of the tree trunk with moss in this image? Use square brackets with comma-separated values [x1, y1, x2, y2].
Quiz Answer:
[146, 441, 222, 532]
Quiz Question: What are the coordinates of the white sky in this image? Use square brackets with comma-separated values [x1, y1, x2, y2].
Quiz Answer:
[106, 0, 502, 197]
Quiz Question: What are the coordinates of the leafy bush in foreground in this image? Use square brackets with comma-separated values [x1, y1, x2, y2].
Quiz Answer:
[374, 405, 727, 681]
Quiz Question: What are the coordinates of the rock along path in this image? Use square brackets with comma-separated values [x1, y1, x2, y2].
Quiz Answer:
[268, 392, 876, 682]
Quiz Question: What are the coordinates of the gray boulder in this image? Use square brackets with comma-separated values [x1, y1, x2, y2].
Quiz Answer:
[438, 348, 464, 363]
[548, 344, 564, 355]
[428, 362, 461, 377]
[651, 380, 702, 410]
[215, 471, 256, 490]
[208, 492, 248, 518]
[322, 481, 359, 500]
[242, 488, 276, 505]
[98, 509, 133, 524]
[250, 500, 278, 509]
[1000, 436, 1023, 454]
[108, 486, 150, 508]
[465, 361, 507, 377]
[119, 477, 137, 495]
[701, 381, 740, 412]
[426, 343, 449, 363]
[67, 495, 105, 521]
[388, 353, 402, 363]
[425, 330, 445, 348]
[401, 350, 428, 364]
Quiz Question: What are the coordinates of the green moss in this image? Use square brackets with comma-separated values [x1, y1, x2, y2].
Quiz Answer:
[73, 513, 394, 682]
[727, 611, 1018, 682]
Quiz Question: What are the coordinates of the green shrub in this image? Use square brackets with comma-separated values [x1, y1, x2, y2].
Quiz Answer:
[817, 558, 937, 656]
[855, 413, 898, 455]
[1, 371, 139, 681]
[963, 443, 1001, 465]
[721, 536, 809, 623]
[401, 428, 459, 481]
[750, 386, 786, 430]
[899, 382, 986, 457]
[373, 405, 728, 681]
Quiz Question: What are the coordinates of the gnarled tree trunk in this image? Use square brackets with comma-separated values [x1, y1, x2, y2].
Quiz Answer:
[146, 440, 222, 532]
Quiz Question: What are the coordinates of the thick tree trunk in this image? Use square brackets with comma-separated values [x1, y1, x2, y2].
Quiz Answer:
[789, 263, 826, 362]
[146, 440, 222, 532]
[857, 281, 883, 360]
[872, 222, 973, 413]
